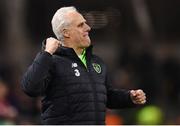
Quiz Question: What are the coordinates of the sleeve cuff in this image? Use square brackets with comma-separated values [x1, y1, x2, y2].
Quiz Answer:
[34, 51, 53, 68]
[127, 91, 137, 107]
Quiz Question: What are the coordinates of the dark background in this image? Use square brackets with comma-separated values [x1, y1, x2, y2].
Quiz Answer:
[0, 0, 180, 124]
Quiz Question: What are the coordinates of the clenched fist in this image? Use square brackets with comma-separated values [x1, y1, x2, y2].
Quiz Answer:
[130, 89, 146, 105]
[45, 37, 61, 55]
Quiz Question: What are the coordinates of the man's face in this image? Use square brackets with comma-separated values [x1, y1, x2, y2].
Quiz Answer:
[65, 11, 91, 49]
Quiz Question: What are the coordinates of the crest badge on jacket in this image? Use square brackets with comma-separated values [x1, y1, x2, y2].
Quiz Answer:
[92, 63, 101, 74]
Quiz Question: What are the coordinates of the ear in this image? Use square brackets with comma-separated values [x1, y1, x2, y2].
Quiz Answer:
[62, 29, 70, 38]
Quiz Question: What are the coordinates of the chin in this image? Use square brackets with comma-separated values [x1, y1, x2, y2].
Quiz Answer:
[83, 40, 91, 47]
[86, 41, 91, 47]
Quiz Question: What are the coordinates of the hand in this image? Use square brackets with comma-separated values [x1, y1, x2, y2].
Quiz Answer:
[45, 37, 61, 55]
[130, 89, 146, 105]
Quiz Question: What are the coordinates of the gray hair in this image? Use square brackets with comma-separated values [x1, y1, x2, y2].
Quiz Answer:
[51, 6, 77, 41]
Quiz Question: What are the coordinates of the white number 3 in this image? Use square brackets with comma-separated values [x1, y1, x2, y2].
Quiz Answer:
[74, 69, 80, 77]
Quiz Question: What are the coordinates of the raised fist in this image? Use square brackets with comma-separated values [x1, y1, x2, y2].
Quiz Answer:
[45, 37, 61, 55]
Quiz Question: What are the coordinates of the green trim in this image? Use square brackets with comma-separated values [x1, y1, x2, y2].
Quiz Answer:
[78, 49, 87, 68]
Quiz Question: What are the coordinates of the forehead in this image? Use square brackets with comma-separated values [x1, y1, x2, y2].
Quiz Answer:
[66, 11, 86, 24]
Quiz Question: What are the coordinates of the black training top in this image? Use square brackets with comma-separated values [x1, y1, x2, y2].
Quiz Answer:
[21, 44, 135, 124]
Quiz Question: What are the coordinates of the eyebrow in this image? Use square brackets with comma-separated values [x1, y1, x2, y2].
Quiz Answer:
[77, 20, 87, 27]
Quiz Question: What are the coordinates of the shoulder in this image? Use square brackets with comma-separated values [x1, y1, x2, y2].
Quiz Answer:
[52, 54, 69, 64]
[92, 54, 106, 65]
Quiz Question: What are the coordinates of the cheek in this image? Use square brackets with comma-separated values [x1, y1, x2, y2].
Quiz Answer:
[70, 32, 78, 41]
[72, 31, 81, 38]
[71, 30, 87, 42]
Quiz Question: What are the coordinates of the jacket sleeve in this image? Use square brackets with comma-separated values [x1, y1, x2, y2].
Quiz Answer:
[21, 51, 53, 97]
[105, 73, 135, 109]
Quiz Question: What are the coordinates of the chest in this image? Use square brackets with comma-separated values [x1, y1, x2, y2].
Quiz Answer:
[52, 57, 106, 91]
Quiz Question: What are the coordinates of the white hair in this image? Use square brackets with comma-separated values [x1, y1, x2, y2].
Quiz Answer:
[51, 6, 77, 41]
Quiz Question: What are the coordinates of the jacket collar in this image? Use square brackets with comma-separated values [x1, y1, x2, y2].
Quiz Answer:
[54, 45, 93, 58]
[41, 40, 93, 58]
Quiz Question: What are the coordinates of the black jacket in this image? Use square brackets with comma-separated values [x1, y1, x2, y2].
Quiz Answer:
[21, 45, 135, 124]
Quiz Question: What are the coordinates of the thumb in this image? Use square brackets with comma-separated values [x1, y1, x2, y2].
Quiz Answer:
[130, 90, 136, 97]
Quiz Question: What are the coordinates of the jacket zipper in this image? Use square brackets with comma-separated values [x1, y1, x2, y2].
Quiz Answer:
[87, 66, 99, 124]
[76, 57, 99, 124]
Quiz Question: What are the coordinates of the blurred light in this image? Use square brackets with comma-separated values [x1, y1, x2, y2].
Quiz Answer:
[82, 8, 121, 29]
[136, 105, 163, 125]
[105, 113, 123, 125]
[83, 11, 108, 29]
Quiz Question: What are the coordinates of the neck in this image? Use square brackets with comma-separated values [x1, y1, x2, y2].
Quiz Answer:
[74, 47, 84, 55]
[62, 42, 84, 55]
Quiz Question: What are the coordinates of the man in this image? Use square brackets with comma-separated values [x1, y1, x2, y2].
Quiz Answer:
[21, 6, 146, 124]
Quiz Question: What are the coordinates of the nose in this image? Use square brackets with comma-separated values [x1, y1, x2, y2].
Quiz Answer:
[85, 23, 91, 32]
